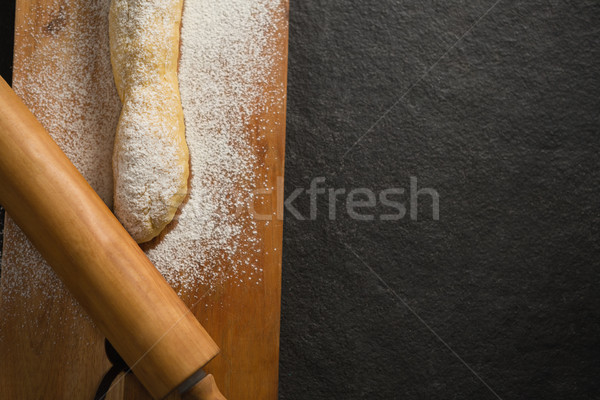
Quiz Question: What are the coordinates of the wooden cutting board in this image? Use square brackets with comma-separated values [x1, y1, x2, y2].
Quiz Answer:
[0, 1, 288, 399]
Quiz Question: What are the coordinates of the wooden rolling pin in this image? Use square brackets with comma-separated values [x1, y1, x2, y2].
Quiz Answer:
[0, 77, 226, 400]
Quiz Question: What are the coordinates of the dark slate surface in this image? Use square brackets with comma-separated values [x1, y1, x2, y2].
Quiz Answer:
[2, 1, 600, 399]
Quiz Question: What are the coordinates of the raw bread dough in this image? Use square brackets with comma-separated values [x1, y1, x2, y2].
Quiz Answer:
[109, 0, 189, 243]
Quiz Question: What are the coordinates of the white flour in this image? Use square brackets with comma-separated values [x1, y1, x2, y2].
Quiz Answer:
[146, 0, 285, 293]
[3, 0, 118, 303]
[1, 0, 286, 302]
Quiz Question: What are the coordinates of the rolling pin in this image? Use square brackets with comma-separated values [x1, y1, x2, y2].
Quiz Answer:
[0, 76, 226, 400]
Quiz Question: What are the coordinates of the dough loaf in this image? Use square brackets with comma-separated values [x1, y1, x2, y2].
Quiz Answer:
[109, 0, 189, 243]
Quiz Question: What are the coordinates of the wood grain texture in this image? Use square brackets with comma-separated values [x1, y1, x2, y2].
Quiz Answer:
[0, 76, 220, 398]
[0, 0, 288, 399]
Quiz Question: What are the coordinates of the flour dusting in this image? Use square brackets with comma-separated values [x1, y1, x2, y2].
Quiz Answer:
[1, 0, 286, 303]
[2, 0, 118, 304]
[146, 0, 286, 294]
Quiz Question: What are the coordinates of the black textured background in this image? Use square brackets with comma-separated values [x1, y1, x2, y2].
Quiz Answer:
[2, 1, 600, 399]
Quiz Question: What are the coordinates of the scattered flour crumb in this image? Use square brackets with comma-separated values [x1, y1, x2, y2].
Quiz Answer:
[1, 0, 118, 309]
[145, 0, 286, 295]
[1, 0, 287, 308]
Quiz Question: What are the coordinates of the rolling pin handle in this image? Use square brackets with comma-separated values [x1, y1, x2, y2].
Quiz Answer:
[180, 374, 226, 400]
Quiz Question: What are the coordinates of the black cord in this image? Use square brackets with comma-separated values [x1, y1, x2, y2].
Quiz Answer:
[94, 339, 131, 400]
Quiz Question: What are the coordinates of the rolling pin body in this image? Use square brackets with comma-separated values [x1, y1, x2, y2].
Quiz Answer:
[0, 77, 220, 398]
